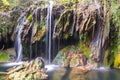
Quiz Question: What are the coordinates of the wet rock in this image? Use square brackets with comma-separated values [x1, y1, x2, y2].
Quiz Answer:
[69, 53, 87, 67]
[53, 52, 70, 67]
[53, 52, 87, 68]
[3, 48, 16, 57]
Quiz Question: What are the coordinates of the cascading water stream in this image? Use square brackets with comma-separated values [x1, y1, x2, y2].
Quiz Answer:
[46, 0, 53, 64]
[94, 0, 101, 14]
[90, 0, 103, 67]
[15, 13, 26, 62]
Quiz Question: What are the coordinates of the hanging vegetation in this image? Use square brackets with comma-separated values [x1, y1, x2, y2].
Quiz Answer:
[0, 0, 119, 68]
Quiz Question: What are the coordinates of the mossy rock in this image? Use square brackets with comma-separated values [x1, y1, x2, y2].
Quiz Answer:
[0, 52, 10, 62]
[52, 52, 69, 67]
[69, 55, 79, 67]
[114, 53, 120, 68]
[32, 25, 46, 43]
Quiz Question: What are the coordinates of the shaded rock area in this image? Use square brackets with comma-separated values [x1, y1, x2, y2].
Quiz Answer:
[3, 48, 16, 57]
[0, 8, 21, 49]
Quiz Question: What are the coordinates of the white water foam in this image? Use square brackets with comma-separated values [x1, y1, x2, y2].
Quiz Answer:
[0, 62, 23, 67]
[45, 64, 60, 72]
[95, 67, 109, 71]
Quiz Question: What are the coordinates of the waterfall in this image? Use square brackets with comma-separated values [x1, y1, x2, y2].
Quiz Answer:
[90, 1, 103, 67]
[15, 13, 26, 62]
[94, 0, 101, 14]
[46, 0, 53, 64]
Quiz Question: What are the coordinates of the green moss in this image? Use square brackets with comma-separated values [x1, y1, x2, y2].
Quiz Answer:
[63, 34, 69, 39]
[77, 42, 90, 58]
[114, 53, 120, 68]
[39, 21, 45, 29]
[103, 50, 110, 67]
[27, 14, 33, 21]
[108, 3, 120, 68]
[0, 52, 10, 62]
[110, 2, 120, 28]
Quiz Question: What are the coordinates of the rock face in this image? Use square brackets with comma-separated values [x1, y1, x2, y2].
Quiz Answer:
[3, 48, 16, 57]
[53, 52, 87, 68]
[13, 0, 101, 44]
[70, 53, 87, 67]
[0, 8, 21, 49]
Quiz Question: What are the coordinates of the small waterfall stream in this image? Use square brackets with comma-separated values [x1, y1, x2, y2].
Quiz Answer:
[46, 0, 54, 64]
[90, 0, 104, 67]
[1, 1, 120, 80]
[94, 0, 101, 14]
[15, 13, 26, 62]
[12, 0, 110, 68]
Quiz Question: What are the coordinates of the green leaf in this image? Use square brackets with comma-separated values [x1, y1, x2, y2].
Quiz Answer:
[27, 14, 33, 21]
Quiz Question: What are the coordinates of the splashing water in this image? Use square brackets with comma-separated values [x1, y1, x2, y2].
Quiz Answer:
[46, 0, 54, 64]
[96, 67, 108, 71]
[15, 13, 26, 62]
[0, 62, 23, 67]
[45, 64, 60, 72]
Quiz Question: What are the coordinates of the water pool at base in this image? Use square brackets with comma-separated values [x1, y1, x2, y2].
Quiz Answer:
[47, 67, 120, 80]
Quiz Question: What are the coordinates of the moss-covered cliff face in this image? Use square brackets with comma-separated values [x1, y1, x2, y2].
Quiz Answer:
[0, 0, 34, 49]
[0, 0, 120, 69]
[104, 1, 120, 68]
[0, 9, 20, 49]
